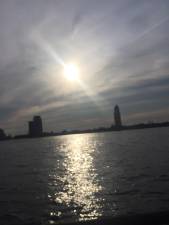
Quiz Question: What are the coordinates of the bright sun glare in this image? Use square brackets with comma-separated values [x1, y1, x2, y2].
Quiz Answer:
[64, 63, 79, 81]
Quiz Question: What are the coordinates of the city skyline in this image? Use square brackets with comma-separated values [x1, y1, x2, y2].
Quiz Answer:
[1, 105, 123, 138]
[1, 104, 169, 140]
[0, 0, 169, 135]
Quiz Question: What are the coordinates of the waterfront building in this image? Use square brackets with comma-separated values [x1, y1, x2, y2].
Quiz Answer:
[28, 116, 43, 137]
[114, 105, 122, 127]
[0, 129, 6, 140]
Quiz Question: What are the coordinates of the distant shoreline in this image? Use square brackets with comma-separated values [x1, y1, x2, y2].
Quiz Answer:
[1, 121, 169, 141]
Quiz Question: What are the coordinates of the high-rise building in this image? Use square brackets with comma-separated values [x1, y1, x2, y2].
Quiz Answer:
[114, 105, 122, 127]
[0, 129, 6, 140]
[28, 116, 43, 137]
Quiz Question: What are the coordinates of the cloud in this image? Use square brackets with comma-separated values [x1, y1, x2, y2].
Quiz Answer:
[0, 0, 169, 134]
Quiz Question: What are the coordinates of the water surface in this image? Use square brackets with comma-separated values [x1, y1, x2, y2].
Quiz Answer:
[0, 127, 169, 224]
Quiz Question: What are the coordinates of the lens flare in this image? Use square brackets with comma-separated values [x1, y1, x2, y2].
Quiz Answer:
[64, 63, 79, 81]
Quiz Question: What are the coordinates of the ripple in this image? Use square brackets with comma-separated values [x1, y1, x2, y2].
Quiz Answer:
[127, 173, 150, 182]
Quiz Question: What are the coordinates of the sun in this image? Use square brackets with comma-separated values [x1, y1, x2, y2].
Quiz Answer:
[64, 63, 79, 81]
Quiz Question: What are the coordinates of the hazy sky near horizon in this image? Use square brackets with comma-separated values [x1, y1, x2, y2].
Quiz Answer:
[0, 0, 169, 134]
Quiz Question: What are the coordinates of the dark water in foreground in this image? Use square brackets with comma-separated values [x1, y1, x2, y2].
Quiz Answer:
[0, 127, 169, 225]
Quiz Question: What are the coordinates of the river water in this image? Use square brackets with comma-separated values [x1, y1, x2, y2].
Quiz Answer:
[0, 127, 169, 224]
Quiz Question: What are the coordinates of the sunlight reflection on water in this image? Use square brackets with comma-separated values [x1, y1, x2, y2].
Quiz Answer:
[52, 134, 103, 221]
[1, 129, 169, 224]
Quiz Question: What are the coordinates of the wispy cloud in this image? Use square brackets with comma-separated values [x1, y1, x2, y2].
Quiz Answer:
[0, 0, 169, 134]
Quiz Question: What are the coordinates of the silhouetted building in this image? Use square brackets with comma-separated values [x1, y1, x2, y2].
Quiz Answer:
[29, 116, 43, 137]
[0, 129, 6, 140]
[114, 105, 122, 127]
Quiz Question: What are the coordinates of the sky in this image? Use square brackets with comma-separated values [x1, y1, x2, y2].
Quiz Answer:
[0, 0, 169, 135]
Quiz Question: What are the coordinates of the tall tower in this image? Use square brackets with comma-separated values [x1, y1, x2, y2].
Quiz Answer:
[114, 105, 122, 127]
